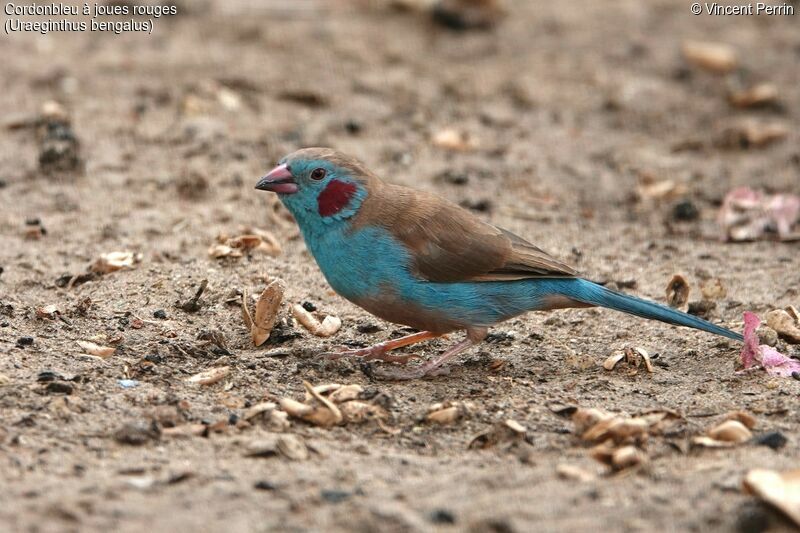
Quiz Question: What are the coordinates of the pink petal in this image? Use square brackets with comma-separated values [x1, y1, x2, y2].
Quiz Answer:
[740, 312, 761, 369]
[761, 346, 800, 377]
[740, 312, 800, 378]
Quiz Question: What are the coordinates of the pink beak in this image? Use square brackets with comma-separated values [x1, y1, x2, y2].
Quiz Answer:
[255, 163, 298, 194]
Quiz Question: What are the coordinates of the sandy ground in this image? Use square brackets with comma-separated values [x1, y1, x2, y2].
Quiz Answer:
[1, 1, 800, 531]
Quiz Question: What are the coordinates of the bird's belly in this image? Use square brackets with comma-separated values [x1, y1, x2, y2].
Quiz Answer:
[305, 226, 561, 332]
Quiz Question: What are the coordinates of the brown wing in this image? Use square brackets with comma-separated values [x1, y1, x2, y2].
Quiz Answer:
[352, 181, 578, 282]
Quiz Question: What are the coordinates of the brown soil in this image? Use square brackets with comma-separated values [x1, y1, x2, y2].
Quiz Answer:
[1, 2, 799, 532]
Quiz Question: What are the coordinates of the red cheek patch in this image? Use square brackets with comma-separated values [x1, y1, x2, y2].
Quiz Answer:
[318, 179, 358, 217]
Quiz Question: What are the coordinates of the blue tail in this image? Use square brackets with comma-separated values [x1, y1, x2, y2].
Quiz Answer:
[555, 278, 743, 342]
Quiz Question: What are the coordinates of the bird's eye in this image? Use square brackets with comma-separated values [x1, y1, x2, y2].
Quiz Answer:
[310, 168, 326, 181]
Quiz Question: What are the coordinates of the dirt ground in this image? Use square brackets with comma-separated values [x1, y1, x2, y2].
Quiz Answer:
[2, 1, 800, 531]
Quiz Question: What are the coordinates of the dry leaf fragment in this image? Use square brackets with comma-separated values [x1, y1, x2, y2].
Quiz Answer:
[186, 366, 230, 386]
[603, 352, 625, 371]
[329, 384, 364, 403]
[469, 419, 527, 449]
[588, 441, 647, 470]
[279, 381, 343, 427]
[241, 290, 253, 331]
[229, 234, 281, 256]
[252, 279, 285, 346]
[729, 83, 779, 108]
[708, 420, 752, 443]
[228, 234, 262, 251]
[291, 304, 341, 337]
[700, 278, 727, 300]
[743, 469, 800, 527]
[36, 304, 60, 320]
[76, 340, 115, 359]
[638, 348, 654, 373]
[582, 417, 650, 445]
[610, 445, 647, 470]
[682, 40, 737, 73]
[691, 435, 734, 448]
[636, 179, 687, 201]
[248, 230, 282, 256]
[305, 383, 344, 401]
[211, 231, 282, 260]
[215, 86, 242, 111]
[720, 121, 789, 150]
[427, 406, 460, 424]
[276, 434, 309, 461]
[426, 401, 471, 425]
[91, 251, 138, 274]
[665, 274, 690, 308]
[766, 309, 800, 344]
[269, 410, 291, 431]
[243, 402, 278, 421]
[278, 398, 316, 420]
[246, 434, 308, 461]
[556, 464, 595, 482]
[725, 411, 757, 430]
[432, 128, 477, 151]
[161, 424, 207, 439]
[571, 408, 616, 434]
[208, 243, 241, 259]
[504, 419, 526, 434]
[339, 401, 387, 424]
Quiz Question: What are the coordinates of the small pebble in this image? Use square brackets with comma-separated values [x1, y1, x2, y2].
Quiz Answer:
[757, 326, 779, 347]
[254, 480, 277, 491]
[301, 301, 317, 312]
[45, 382, 74, 395]
[320, 489, 351, 504]
[687, 300, 716, 318]
[735, 502, 772, 533]
[36, 371, 62, 382]
[459, 199, 492, 212]
[754, 431, 788, 450]
[153, 309, 168, 319]
[344, 120, 361, 134]
[357, 321, 382, 334]
[114, 421, 161, 446]
[429, 509, 457, 524]
[435, 169, 469, 185]
[16, 336, 34, 347]
[117, 379, 139, 389]
[671, 200, 700, 221]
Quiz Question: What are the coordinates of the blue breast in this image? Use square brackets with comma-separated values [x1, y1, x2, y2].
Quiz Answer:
[304, 224, 581, 328]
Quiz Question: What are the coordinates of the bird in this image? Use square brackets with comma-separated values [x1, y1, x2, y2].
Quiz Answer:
[256, 147, 743, 379]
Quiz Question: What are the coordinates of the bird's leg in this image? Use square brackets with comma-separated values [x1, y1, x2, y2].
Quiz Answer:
[373, 327, 487, 380]
[322, 330, 438, 363]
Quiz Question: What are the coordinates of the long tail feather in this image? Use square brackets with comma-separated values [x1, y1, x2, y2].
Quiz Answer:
[561, 279, 743, 341]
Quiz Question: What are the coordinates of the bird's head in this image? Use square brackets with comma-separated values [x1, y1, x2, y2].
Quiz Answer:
[256, 148, 371, 230]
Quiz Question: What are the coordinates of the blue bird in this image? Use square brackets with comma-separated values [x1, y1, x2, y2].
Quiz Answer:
[256, 148, 743, 379]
